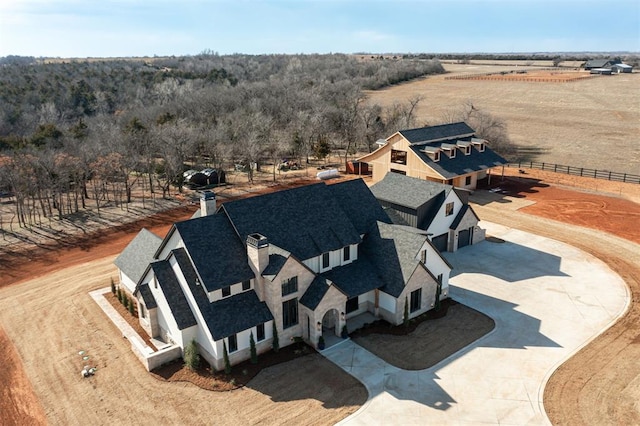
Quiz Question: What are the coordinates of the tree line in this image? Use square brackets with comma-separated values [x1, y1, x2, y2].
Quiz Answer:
[0, 53, 446, 228]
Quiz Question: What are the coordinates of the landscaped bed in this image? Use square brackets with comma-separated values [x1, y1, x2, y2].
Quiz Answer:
[351, 299, 495, 370]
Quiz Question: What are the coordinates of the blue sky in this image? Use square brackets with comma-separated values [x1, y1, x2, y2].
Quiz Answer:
[1, 0, 638, 57]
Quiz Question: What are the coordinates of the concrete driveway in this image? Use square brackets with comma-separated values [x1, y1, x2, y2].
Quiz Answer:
[323, 222, 629, 425]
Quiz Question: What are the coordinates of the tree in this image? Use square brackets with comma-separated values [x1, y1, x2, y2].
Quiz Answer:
[110, 278, 116, 295]
[272, 322, 279, 353]
[184, 339, 200, 371]
[223, 341, 231, 374]
[249, 332, 257, 364]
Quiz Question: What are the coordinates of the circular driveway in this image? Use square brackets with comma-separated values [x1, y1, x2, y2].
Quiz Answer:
[324, 221, 629, 425]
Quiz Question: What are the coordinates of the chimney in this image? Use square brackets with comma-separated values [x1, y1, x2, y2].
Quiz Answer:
[200, 190, 216, 216]
[247, 233, 269, 275]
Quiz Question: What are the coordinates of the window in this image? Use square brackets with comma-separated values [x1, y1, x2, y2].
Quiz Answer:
[465, 146, 471, 155]
[390, 149, 407, 165]
[322, 252, 330, 268]
[343, 246, 350, 262]
[448, 148, 456, 158]
[242, 280, 251, 291]
[445, 202, 454, 216]
[346, 296, 359, 313]
[390, 168, 406, 175]
[281, 276, 298, 296]
[256, 323, 265, 341]
[465, 176, 472, 186]
[478, 143, 485, 152]
[282, 298, 299, 329]
[433, 151, 440, 162]
[222, 286, 231, 297]
[420, 250, 427, 264]
[410, 288, 422, 313]
[139, 303, 146, 319]
[228, 334, 238, 352]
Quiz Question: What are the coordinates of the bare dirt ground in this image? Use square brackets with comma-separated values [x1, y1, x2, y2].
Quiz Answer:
[447, 69, 594, 83]
[0, 174, 365, 426]
[366, 63, 640, 175]
[2, 168, 639, 425]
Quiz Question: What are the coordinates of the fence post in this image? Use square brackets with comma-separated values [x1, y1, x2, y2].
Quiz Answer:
[623, 173, 627, 183]
[554, 164, 557, 172]
[580, 168, 583, 176]
[609, 171, 612, 180]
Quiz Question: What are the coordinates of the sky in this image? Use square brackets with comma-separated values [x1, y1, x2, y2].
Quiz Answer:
[0, 0, 638, 58]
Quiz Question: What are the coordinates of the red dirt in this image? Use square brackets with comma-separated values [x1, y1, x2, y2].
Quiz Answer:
[1, 171, 638, 425]
[492, 176, 640, 244]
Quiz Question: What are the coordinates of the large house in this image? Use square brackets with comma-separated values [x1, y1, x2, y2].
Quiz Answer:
[115, 179, 452, 370]
[370, 172, 485, 252]
[358, 122, 507, 190]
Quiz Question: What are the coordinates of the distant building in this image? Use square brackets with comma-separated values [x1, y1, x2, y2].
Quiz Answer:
[583, 58, 621, 70]
[357, 122, 507, 190]
[612, 63, 633, 73]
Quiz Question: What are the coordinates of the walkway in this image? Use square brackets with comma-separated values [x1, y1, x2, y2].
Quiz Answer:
[323, 222, 629, 425]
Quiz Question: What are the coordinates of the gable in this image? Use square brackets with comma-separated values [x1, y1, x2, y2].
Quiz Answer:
[114, 228, 162, 283]
[174, 213, 254, 292]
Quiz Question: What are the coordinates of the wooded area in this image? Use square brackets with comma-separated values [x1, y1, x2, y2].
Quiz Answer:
[0, 53, 450, 229]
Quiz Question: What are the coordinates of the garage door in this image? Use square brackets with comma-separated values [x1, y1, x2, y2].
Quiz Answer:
[432, 233, 448, 252]
[458, 228, 471, 248]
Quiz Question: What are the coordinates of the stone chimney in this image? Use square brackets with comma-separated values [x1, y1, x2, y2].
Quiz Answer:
[200, 190, 216, 216]
[247, 233, 269, 275]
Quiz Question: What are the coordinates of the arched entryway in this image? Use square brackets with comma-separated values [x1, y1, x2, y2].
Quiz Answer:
[321, 309, 340, 337]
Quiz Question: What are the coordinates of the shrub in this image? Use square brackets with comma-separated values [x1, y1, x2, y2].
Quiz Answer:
[272, 323, 279, 353]
[123, 294, 129, 309]
[116, 287, 123, 303]
[249, 332, 257, 364]
[223, 341, 231, 374]
[110, 278, 116, 295]
[435, 281, 442, 312]
[128, 300, 135, 316]
[184, 339, 200, 371]
[403, 296, 409, 327]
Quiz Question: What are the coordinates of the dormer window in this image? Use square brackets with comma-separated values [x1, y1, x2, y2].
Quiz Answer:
[465, 146, 471, 155]
[421, 146, 440, 162]
[434, 151, 440, 162]
[449, 148, 456, 158]
[471, 138, 486, 152]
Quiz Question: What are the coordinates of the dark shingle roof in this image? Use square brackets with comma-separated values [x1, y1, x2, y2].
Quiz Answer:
[300, 276, 332, 310]
[221, 183, 361, 260]
[327, 178, 391, 234]
[138, 284, 157, 309]
[174, 214, 254, 292]
[399, 122, 475, 144]
[172, 248, 272, 341]
[204, 292, 273, 340]
[360, 222, 426, 298]
[262, 253, 288, 277]
[371, 173, 451, 210]
[150, 260, 197, 330]
[114, 229, 162, 283]
[322, 255, 385, 299]
[408, 143, 507, 179]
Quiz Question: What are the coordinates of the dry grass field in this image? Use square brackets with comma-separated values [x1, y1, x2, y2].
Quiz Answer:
[366, 62, 640, 175]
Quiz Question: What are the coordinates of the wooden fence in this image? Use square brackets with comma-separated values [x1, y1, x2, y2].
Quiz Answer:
[507, 162, 640, 184]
